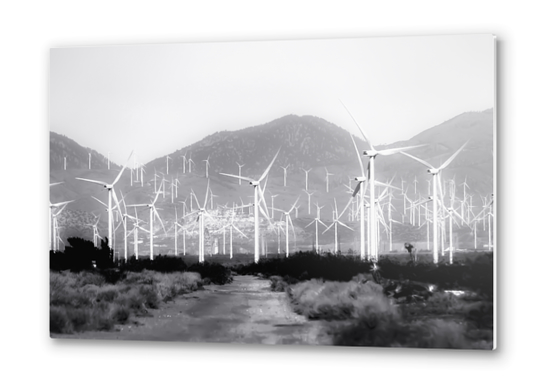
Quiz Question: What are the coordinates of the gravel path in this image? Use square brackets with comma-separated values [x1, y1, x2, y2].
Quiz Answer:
[54, 275, 331, 345]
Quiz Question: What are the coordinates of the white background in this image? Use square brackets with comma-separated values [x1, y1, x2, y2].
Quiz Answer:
[1, 1, 538, 383]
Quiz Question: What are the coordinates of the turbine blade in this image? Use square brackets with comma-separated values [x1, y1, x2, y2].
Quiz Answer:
[350, 134, 365, 176]
[258, 147, 281, 182]
[439, 141, 469, 171]
[220, 172, 254, 183]
[337, 221, 354, 231]
[378, 144, 426, 156]
[339, 99, 373, 150]
[400, 152, 434, 169]
[112, 150, 134, 186]
[76, 177, 105, 186]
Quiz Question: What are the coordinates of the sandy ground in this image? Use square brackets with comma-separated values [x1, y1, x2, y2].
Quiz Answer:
[53, 275, 332, 345]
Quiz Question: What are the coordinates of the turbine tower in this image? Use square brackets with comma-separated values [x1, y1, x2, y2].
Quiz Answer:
[341, 100, 424, 261]
[281, 164, 289, 187]
[220, 149, 281, 263]
[400, 141, 469, 263]
[76, 151, 133, 250]
[126, 181, 167, 260]
[302, 168, 312, 191]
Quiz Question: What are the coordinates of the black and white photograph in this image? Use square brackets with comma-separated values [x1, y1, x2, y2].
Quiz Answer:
[49, 34, 495, 349]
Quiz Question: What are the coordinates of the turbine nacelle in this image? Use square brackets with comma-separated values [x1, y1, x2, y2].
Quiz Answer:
[249, 181, 259, 186]
[363, 149, 378, 157]
[428, 169, 439, 175]
[354, 176, 367, 182]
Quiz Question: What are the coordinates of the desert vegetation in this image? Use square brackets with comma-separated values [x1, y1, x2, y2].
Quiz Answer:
[50, 237, 233, 334]
[234, 251, 493, 349]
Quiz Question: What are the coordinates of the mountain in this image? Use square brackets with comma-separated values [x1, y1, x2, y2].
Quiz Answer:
[50, 132, 120, 171]
[49, 109, 494, 254]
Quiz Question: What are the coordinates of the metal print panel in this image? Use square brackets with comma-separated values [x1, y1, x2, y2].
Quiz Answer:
[49, 34, 496, 349]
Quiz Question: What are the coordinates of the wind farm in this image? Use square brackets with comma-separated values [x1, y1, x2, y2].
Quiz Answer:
[49, 35, 495, 348]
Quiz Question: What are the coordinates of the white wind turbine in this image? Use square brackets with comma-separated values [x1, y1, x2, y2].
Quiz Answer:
[400, 141, 469, 263]
[304, 190, 314, 215]
[302, 168, 312, 191]
[272, 196, 300, 257]
[305, 202, 326, 254]
[50, 200, 73, 251]
[88, 152, 91, 170]
[139, 164, 146, 187]
[341, 101, 425, 260]
[325, 167, 334, 193]
[188, 155, 195, 173]
[183, 180, 215, 263]
[350, 133, 368, 259]
[86, 214, 102, 247]
[270, 193, 279, 219]
[219, 149, 280, 263]
[220, 213, 248, 259]
[281, 164, 289, 187]
[236, 162, 245, 186]
[323, 198, 353, 255]
[181, 154, 187, 174]
[126, 208, 148, 259]
[76, 151, 132, 249]
[203, 156, 210, 179]
[126, 181, 167, 260]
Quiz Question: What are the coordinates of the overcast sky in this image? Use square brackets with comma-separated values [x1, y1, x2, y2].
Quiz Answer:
[50, 34, 494, 166]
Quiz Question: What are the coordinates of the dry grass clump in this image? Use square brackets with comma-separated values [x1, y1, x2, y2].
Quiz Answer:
[50, 270, 203, 335]
[288, 279, 398, 321]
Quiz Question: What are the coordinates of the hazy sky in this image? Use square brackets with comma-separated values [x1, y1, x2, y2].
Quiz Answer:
[50, 34, 494, 165]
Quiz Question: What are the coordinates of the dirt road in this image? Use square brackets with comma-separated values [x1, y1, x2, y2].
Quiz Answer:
[55, 275, 331, 345]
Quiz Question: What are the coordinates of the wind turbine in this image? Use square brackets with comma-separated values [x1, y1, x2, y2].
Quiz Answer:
[325, 167, 334, 193]
[304, 190, 314, 215]
[302, 168, 312, 191]
[203, 156, 210, 179]
[400, 141, 469, 263]
[183, 180, 215, 263]
[236, 162, 245, 186]
[85, 214, 103, 247]
[88, 153, 91, 170]
[350, 133, 368, 260]
[341, 100, 425, 260]
[220, 149, 281, 263]
[220, 213, 248, 259]
[188, 155, 195, 173]
[323, 198, 353, 255]
[280, 164, 289, 187]
[272, 196, 300, 257]
[166, 155, 171, 175]
[270, 194, 279, 219]
[181, 154, 187, 174]
[76, 151, 133, 250]
[306, 202, 326, 254]
[50, 200, 73, 251]
[126, 181, 167, 260]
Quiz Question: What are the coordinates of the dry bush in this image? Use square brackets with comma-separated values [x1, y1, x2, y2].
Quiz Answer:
[289, 279, 397, 321]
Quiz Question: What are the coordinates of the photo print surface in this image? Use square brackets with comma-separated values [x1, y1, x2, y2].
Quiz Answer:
[49, 34, 496, 349]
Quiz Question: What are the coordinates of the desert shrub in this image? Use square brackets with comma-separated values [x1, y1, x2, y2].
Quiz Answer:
[50, 269, 202, 335]
[269, 275, 298, 292]
[288, 279, 396, 321]
[188, 262, 232, 285]
[122, 270, 157, 285]
[50, 306, 72, 334]
[110, 304, 130, 324]
[98, 268, 126, 284]
[76, 271, 106, 287]
[120, 256, 188, 273]
[96, 285, 120, 303]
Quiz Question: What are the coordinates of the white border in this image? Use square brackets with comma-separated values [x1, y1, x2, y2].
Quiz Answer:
[2, 1, 537, 383]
